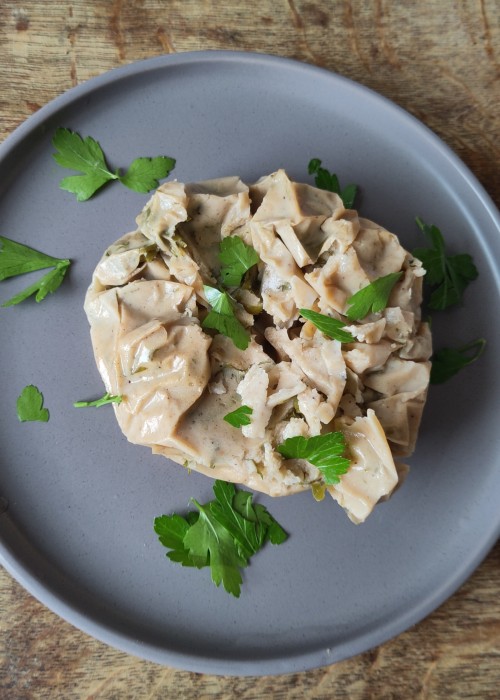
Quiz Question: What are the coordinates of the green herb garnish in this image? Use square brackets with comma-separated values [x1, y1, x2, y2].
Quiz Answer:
[308, 158, 358, 209]
[16, 385, 49, 422]
[299, 308, 355, 343]
[413, 217, 478, 310]
[345, 272, 402, 321]
[73, 392, 123, 408]
[431, 338, 486, 384]
[0, 236, 70, 307]
[277, 431, 350, 485]
[52, 127, 176, 201]
[154, 480, 287, 597]
[202, 285, 250, 350]
[223, 405, 253, 428]
[219, 237, 259, 288]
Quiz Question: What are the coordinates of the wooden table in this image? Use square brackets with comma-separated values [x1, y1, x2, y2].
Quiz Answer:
[1, 2, 499, 697]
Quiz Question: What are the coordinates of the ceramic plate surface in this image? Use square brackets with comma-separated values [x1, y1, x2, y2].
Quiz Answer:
[0, 51, 499, 676]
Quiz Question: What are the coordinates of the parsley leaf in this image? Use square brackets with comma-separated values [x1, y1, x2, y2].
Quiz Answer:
[53, 128, 116, 200]
[154, 480, 287, 597]
[232, 489, 287, 546]
[219, 237, 260, 288]
[2, 264, 70, 307]
[277, 431, 350, 485]
[202, 285, 250, 350]
[299, 308, 355, 343]
[0, 236, 62, 279]
[210, 481, 260, 560]
[52, 128, 175, 201]
[345, 272, 402, 321]
[73, 392, 123, 408]
[223, 405, 253, 428]
[0, 236, 70, 307]
[16, 385, 49, 422]
[153, 513, 200, 567]
[413, 217, 478, 310]
[119, 156, 177, 193]
[184, 499, 247, 596]
[431, 338, 486, 384]
[308, 158, 358, 209]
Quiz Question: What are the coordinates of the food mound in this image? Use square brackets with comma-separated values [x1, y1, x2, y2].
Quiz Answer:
[84, 170, 432, 523]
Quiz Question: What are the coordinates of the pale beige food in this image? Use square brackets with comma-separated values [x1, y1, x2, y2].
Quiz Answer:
[84, 170, 431, 523]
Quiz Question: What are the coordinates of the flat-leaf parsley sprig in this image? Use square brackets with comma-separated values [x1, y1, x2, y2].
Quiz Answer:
[52, 128, 176, 201]
[413, 217, 478, 310]
[430, 338, 486, 384]
[201, 238, 260, 350]
[308, 158, 358, 209]
[0, 236, 70, 307]
[154, 480, 287, 597]
[413, 217, 485, 383]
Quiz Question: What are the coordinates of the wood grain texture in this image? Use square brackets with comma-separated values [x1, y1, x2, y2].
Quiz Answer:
[1, 1, 499, 697]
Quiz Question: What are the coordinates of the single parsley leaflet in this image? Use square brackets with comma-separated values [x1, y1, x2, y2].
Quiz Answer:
[52, 128, 176, 201]
[0, 236, 70, 307]
[345, 272, 402, 321]
[16, 385, 49, 423]
[277, 431, 350, 485]
[219, 237, 259, 288]
[223, 405, 253, 428]
[202, 285, 250, 350]
[299, 308, 355, 343]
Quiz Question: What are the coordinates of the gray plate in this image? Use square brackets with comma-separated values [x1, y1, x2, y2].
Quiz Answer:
[0, 51, 499, 677]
